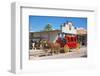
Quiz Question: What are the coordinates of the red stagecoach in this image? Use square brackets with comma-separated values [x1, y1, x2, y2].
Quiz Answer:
[56, 33, 80, 53]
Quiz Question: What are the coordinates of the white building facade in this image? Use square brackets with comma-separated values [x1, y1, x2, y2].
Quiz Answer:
[61, 22, 77, 34]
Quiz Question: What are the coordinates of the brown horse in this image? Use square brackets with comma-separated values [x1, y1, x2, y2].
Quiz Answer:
[45, 40, 61, 55]
[32, 40, 61, 55]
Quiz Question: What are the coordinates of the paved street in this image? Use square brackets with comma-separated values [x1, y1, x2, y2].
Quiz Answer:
[29, 46, 87, 60]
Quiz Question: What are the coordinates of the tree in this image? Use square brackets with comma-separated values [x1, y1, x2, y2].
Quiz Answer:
[44, 24, 53, 31]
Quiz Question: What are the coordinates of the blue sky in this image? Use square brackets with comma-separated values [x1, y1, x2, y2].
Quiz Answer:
[29, 15, 87, 32]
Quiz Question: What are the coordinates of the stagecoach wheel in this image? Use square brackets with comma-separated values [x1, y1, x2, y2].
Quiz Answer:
[76, 43, 80, 53]
[64, 45, 69, 53]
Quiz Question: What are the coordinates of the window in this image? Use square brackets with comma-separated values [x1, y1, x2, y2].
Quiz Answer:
[69, 25, 71, 30]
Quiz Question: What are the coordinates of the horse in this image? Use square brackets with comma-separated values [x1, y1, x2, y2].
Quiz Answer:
[32, 40, 42, 50]
[42, 40, 61, 55]
[32, 40, 61, 55]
